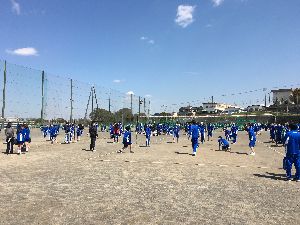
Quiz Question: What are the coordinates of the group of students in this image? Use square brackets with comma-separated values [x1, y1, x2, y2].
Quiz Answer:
[5, 122, 31, 155]
[41, 122, 85, 144]
[269, 123, 294, 145]
[4, 118, 299, 182]
[188, 121, 259, 156]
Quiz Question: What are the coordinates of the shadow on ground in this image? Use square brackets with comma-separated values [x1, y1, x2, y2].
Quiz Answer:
[253, 172, 287, 181]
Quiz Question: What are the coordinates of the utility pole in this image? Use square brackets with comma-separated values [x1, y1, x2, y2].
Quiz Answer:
[93, 87, 99, 110]
[144, 97, 146, 114]
[2, 61, 6, 129]
[148, 100, 150, 117]
[130, 94, 133, 118]
[297, 93, 299, 115]
[91, 86, 94, 114]
[264, 93, 267, 108]
[41, 71, 45, 123]
[70, 79, 73, 123]
[108, 97, 111, 113]
[138, 96, 141, 117]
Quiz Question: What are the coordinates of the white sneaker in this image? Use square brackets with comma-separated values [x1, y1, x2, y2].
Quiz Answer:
[192, 152, 196, 156]
[17, 150, 21, 155]
[249, 152, 255, 156]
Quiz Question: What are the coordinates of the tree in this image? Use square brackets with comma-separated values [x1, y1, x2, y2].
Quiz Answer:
[290, 88, 300, 105]
[160, 112, 172, 116]
[90, 108, 115, 124]
[115, 108, 133, 124]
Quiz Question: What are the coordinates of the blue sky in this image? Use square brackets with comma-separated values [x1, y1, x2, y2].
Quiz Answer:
[1, 0, 300, 113]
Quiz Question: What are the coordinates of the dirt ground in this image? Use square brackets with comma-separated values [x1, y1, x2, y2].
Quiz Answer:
[0, 128, 299, 225]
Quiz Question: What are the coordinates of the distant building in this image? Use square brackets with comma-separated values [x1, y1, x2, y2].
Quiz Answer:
[271, 89, 293, 105]
[247, 105, 265, 112]
[202, 102, 232, 114]
[222, 106, 244, 114]
[178, 106, 203, 116]
[5, 117, 20, 122]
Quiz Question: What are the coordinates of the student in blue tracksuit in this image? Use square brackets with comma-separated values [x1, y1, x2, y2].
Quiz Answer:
[70, 124, 75, 142]
[275, 124, 283, 145]
[77, 124, 84, 141]
[23, 124, 31, 152]
[231, 124, 238, 144]
[199, 122, 206, 144]
[49, 124, 58, 144]
[64, 122, 71, 144]
[118, 126, 133, 153]
[187, 123, 192, 140]
[248, 124, 257, 156]
[224, 128, 230, 141]
[283, 124, 300, 181]
[218, 136, 230, 151]
[41, 126, 48, 138]
[207, 123, 214, 141]
[173, 125, 180, 143]
[270, 124, 276, 142]
[109, 123, 114, 138]
[190, 120, 199, 156]
[16, 124, 25, 155]
[145, 125, 151, 147]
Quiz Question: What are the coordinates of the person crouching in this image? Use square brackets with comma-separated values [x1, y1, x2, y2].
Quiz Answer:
[218, 136, 231, 151]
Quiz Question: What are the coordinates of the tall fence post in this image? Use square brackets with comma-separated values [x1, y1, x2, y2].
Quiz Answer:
[148, 100, 150, 117]
[91, 86, 94, 113]
[108, 97, 111, 113]
[70, 79, 73, 122]
[130, 94, 133, 122]
[41, 70, 45, 123]
[138, 96, 141, 117]
[2, 60, 6, 129]
[143, 98, 146, 115]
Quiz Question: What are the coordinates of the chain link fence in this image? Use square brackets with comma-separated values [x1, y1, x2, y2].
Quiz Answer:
[0, 60, 151, 125]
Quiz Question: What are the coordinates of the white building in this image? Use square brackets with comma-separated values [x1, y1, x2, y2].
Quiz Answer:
[247, 105, 265, 112]
[222, 106, 244, 114]
[271, 89, 293, 105]
[202, 102, 232, 114]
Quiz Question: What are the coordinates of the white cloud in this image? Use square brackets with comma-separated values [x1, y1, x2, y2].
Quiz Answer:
[126, 91, 134, 95]
[148, 40, 155, 44]
[211, 0, 224, 7]
[145, 94, 152, 98]
[6, 47, 38, 56]
[175, 5, 196, 28]
[113, 79, 121, 83]
[140, 36, 155, 45]
[11, 0, 20, 15]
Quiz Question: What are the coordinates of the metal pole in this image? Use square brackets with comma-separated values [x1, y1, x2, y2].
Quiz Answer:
[297, 93, 299, 115]
[144, 97, 146, 114]
[138, 96, 141, 125]
[130, 94, 133, 121]
[108, 97, 111, 113]
[2, 60, 6, 129]
[41, 70, 45, 123]
[93, 87, 99, 109]
[264, 93, 267, 108]
[70, 79, 73, 122]
[91, 86, 94, 113]
[138, 96, 141, 117]
[148, 100, 150, 117]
